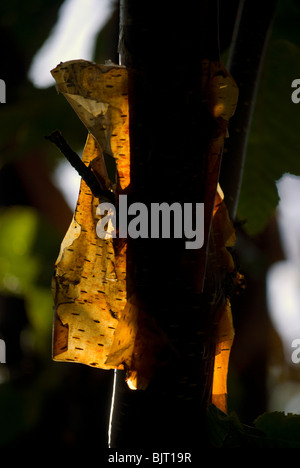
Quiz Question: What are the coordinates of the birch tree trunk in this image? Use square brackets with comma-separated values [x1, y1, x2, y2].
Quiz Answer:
[111, 0, 222, 448]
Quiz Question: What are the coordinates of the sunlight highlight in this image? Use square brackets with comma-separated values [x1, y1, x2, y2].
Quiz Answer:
[28, 0, 115, 88]
[267, 174, 300, 359]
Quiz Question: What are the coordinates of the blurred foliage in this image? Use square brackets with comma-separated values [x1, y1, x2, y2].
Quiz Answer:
[0, 206, 60, 355]
[0, 0, 119, 449]
[237, 0, 300, 235]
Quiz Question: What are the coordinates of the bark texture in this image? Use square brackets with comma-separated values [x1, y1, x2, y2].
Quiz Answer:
[111, 0, 223, 448]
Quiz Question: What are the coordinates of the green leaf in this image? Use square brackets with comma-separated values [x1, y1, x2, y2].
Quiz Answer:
[254, 411, 300, 448]
[0, 206, 39, 295]
[237, 0, 300, 235]
[0, 206, 60, 357]
[207, 405, 300, 447]
[207, 404, 267, 447]
[25, 287, 53, 355]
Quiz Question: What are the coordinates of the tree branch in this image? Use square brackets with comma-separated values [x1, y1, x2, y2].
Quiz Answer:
[45, 130, 115, 203]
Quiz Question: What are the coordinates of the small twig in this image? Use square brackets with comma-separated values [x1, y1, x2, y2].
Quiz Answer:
[45, 130, 115, 203]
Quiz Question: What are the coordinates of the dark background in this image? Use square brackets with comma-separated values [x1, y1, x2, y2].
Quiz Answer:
[0, 0, 300, 448]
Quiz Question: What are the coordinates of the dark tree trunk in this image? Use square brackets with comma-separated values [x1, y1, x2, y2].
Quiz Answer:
[109, 0, 222, 449]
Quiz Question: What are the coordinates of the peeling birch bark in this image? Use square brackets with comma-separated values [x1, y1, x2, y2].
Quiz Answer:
[52, 133, 127, 369]
[50, 60, 175, 390]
